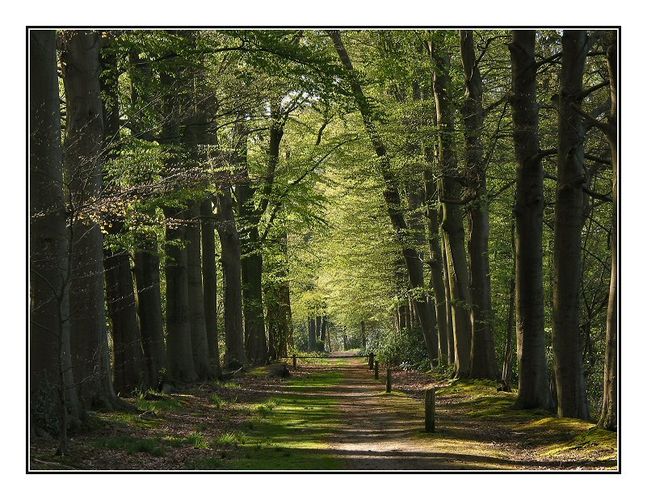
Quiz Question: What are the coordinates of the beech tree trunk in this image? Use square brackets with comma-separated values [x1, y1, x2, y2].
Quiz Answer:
[308, 317, 317, 351]
[236, 118, 269, 366]
[328, 30, 438, 366]
[163, 209, 198, 383]
[598, 35, 617, 432]
[430, 32, 472, 377]
[30, 29, 80, 434]
[423, 155, 449, 365]
[459, 30, 497, 380]
[100, 40, 146, 393]
[201, 199, 221, 376]
[442, 240, 455, 364]
[552, 30, 590, 419]
[186, 201, 213, 379]
[509, 30, 550, 409]
[61, 30, 119, 410]
[215, 185, 247, 368]
[134, 240, 166, 387]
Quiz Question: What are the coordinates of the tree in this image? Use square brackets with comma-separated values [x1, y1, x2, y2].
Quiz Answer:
[61, 30, 120, 410]
[552, 30, 590, 419]
[459, 30, 497, 379]
[100, 34, 147, 394]
[30, 29, 79, 450]
[597, 35, 618, 431]
[508, 30, 550, 409]
[429, 31, 472, 377]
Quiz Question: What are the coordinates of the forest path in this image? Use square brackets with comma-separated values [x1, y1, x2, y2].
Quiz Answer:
[320, 357, 508, 469]
[309, 355, 616, 470]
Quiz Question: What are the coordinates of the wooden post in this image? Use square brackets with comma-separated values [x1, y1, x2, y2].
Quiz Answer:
[292, 354, 297, 369]
[368, 352, 374, 370]
[374, 360, 379, 380]
[425, 388, 436, 432]
[386, 367, 392, 393]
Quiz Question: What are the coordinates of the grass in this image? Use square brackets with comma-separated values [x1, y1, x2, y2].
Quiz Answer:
[94, 436, 165, 457]
[189, 368, 345, 470]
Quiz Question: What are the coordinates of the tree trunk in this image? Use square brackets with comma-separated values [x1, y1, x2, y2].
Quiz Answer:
[430, 32, 472, 377]
[201, 199, 221, 377]
[133, 239, 166, 387]
[360, 321, 367, 349]
[598, 35, 617, 432]
[442, 239, 455, 364]
[104, 248, 146, 393]
[423, 160, 449, 365]
[509, 30, 550, 409]
[215, 185, 247, 368]
[552, 30, 590, 419]
[30, 29, 80, 435]
[308, 317, 317, 351]
[61, 30, 119, 410]
[186, 201, 213, 379]
[459, 30, 497, 380]
[100, 38, 146, 393]
[163, 209, 198, 383]
[328, 30, 438, 366]
[236, 120, 269, 366]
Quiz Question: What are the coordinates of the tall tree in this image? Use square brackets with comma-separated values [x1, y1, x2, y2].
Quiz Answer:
[597, 34, 617, 431]
[429, 31, 472, 377]
[30, 30, 80, 446]
[201, 198, 222, 375]
[100, 35, 146, 393]
[508, 30, 550, 409]
[215, 183, 247, 368]
[61, 30, 120, 410]
[237, 116, 270, 366]
[160, 65, 198, 384]
[552, 30, 590, 419]
[328, 29, 439, 366]
[459, 30, 497, 379]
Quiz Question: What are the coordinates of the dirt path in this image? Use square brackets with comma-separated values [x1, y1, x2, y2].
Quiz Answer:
[29, 354, 616, 471]
[314, 355, 616, 470]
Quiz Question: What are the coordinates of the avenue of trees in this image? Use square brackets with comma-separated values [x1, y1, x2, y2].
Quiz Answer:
[29, 28, 618, 452]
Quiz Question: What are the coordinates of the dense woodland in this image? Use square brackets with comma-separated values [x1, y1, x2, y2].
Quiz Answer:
[29, 28, 617, 460]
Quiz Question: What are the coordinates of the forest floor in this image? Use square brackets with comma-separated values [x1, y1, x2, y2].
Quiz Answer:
[29, 353, 617, 471]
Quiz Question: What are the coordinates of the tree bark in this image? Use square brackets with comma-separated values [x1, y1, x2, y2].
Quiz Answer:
[509, 30, 550, 409]
[422, 152, 449, 365]
[429, 32, 472, 377]
[100, 38, 146, 393]
[163, 209, 198, 383]
[186, 201, 213, 379]
[236, 118, 269, 366]
[201, 199, 221, 377]
[308, 317, 317, 351]
[30, 29, 80, 435]
[328, 30, 438, 366]
[61, 30, 120, 410]
[215, 185, 247, 368]
[552, 30, 590, 419]
[459, 30, 497, 380]
[598, 35, 617, 432]
[133, 240, 167, 387]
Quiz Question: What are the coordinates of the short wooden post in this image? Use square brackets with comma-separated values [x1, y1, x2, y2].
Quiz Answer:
[425, 388, 436, 432]
[386, 367, 392, 393]
[374, 360, 379, 380]
[292, 354, 297, 369]
[368, 352, 374, 370]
